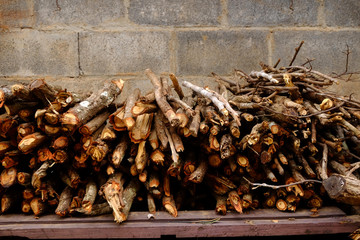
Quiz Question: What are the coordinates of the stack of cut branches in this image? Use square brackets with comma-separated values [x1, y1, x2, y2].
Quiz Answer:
[0, 63, 359, 223]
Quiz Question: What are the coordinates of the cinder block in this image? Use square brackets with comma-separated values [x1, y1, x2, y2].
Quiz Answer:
[34, 0, 125, 27]
[324, 0, 360, 27]
[129, 0, 221, 26]
[176, 30, 268, 76]
[227, 0, 319, 27]
[328, 74, 360, 99]
[272, 30, 360, 74]
[0, 0, 34, 28]
[0, 30, 78, 76]
[80, 32, 171, 75]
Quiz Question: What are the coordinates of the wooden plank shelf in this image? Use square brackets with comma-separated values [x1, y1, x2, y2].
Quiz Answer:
[0, 206, 359, 239]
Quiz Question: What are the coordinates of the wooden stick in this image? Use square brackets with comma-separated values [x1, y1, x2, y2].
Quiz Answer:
[182, 81, 228, 117]
[146, 69, 179, 127]
[79, 111, 110, 136]
[169, 73, 185, 99]
[61, 79, 124, 133]
[117, 179, 141, 223]
[112, 135, 128, 168]
[163, 195, 177, 217]
[18, 132, 47, 154]
[82, 180, 97, 213]
[123, 88, 141, 130]
[55, 186, 73, 217]
[0, 167, 17, 188]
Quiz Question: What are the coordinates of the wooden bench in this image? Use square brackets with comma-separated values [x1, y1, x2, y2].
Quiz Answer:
[0, 206, 359, 239]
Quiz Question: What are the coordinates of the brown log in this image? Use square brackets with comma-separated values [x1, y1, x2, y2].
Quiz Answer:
[188, 157, 208, 184]
[210, 124, 221, 136]
[61, 79, 124, 133]
[205, 174, 236, 195]
[55, 186, 73, 217]
[18, 108, 35, 122]
[1, 192, 19, 213]
[189, 105, 201, 137]
[208, 154, 223, 168]
[79, 111, 110, 136]
[139, 169, 148, 183]
[272, 157, 284, 176]
[236, 154, 249, 168]
[175, 109, 189, 129]
[111, 135, 128, 168]
[22, 188, 34, 201]
[0, 167, 17, 188]
[242, 193, 253, 209]
[87, 139, 109, 163]
[149, 171, 160, 189]
[285, 176, 304, 197]
[44, 112, 59, 125]
[0, 86, 15, 108]
[199, 121, 209, 135]
[307, 194, 323, 209]
[117, 179, 141, 223]
[286, 194, 300, 212]
[37, 147, 52, 162]
[167, 157, 183, 178]
[100, 120, 117, 141]
[163, 173, 171, 197]
[22, 200, 31, 214]
[99, 173, 126, 223]
[129, 113, 153, 143]
[330, 160, 356, 178]
[51, 136, 69, 150]
[146, 69, 179, 127]
[276, 199, 287, 211]
[169, 73, 184, 99]
[296, 154, 316, 178]
[17, 172, 31, 187]
[123, 88, 141, 130]
[140, 91, 155, 103]
[147, 193, 156, 214]
[17, 123, 35, 139]
[109, 106, 127, 131]
[0, 117, 18, 139]
[18, 132, 47, 154]
[220, 133, 233, 160]
[162, 195, 177, 217]
[135, 141, 147, 174]
[323, 174, 360, 205]
[75, 202, 112, 216]
[32, 161, 50, 189]
[30, 197, 46, 217]
[82, 180, 97, 213]
[1, 154, 19, 169]
[150, 149, 165, 165]
[170, 126, 184, 152]
[209, 134, 220, 151]
[278, 152, 288, 165]
[29, 78, 58, 105]
[154, 112, 169, 149]
[260, 151, 272, 164]
[4, 101, 38, 116]
[263, 165, 277, 182]
[131, 101, 158, 117]
[215, 194, 227, 215]
[228, 190, 243, 213]
[183, 158, 196, 176]
[148, 129, 159, 150]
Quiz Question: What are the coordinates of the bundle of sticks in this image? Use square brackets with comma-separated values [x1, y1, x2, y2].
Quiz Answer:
[0, 64, 360, 223]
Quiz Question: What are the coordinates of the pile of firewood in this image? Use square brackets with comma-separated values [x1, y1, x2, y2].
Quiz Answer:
[0, 64, 360, 223]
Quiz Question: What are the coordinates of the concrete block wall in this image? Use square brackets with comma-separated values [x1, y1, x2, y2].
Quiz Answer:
[0, 0, 359, 96]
